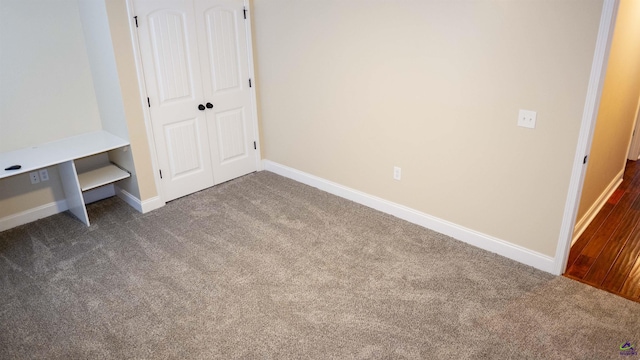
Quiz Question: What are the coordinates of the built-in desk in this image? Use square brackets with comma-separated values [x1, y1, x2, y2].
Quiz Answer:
[0, 131, 131, 226]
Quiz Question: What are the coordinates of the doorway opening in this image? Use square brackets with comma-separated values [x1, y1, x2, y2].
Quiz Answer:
[563, 0, 640, 302]
[565, 160, 640, 302]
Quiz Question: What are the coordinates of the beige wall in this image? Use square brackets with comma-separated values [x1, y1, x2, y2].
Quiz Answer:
[0, 170, 66, 219]
[252, 0, 604, 257]
[577, 0, 640, 221]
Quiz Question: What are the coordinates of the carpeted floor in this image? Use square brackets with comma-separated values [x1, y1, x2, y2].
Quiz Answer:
[1, 171, 638, 359]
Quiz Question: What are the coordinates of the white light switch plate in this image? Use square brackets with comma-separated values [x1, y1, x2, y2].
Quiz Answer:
[518, 109, 537, 129]
[393, 166, 401, 180]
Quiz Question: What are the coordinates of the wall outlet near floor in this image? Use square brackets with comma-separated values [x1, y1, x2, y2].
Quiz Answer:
[393, 166, 402, 180]
[29, 171, 40, 184]
[39, 169, 49, 181]
[518, 109, 537, 129]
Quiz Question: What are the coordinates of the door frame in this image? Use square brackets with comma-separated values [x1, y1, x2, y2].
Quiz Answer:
[125, 0, 263, 204]
[554, 0, 619, 275]
[125, 0, 164, 204]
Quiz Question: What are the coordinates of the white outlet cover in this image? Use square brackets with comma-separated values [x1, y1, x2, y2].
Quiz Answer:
[39, 169, 49, 181]
[518, 109, 537, 129]
[393, 166, 401, 180]
[30, 171, 40, 184]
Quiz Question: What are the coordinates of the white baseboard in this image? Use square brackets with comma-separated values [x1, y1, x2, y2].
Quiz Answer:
[572, 169, 624, 245]
[141, 196, 164, 213]
[115, 186, 164, 213]
[263, 160, 555, 274]
[0, 199, 68, 232]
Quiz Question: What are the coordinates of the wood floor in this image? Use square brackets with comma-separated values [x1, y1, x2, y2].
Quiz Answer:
[565, 160, 640, 302]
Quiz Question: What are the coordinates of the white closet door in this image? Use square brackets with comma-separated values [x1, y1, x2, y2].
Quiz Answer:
[195, 0, 258, 185]
[134, 0, 215, 201]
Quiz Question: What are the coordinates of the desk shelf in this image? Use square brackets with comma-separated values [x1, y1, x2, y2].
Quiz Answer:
[78, 164, 130, 192]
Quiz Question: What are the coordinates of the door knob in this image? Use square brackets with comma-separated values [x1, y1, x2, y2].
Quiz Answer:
[206, 102, 213, 109]
[198, 104, 205, 111]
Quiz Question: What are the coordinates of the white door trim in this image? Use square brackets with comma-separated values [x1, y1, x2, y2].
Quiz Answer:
[243, 0, 263, 171]
[125, 0, 166, 204]
[554, 0, 620, 275]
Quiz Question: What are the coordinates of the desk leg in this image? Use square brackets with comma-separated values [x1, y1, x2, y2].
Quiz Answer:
[58, 161, 90, 226]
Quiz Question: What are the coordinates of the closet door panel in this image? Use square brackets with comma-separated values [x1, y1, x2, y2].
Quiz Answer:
[206, 8, 241, 93]
[134, 0, 215, 201]
[148, 10, 193, 102]
[216, 107, 247, 163]
[195, 0, 258, 185]
[164, 118, 206, 178]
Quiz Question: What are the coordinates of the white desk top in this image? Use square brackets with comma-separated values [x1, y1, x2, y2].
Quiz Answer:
[0, 131, 129, 180]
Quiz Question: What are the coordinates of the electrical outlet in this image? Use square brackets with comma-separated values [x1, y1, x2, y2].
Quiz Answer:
[393, 166, 402, 181]
[39, 169, 49, 181]
[518, 109, 537, 129]
[30, 171, 40, 184]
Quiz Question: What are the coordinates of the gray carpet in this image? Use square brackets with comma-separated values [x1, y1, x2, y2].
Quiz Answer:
[1, 171, 638, 359]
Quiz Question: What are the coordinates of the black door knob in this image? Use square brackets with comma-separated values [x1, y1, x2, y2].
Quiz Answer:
[206, 102, 214, 109]
[198, 104, 206, 111]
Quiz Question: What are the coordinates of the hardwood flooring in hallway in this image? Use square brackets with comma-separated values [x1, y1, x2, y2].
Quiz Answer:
[565, 160, 640, 303]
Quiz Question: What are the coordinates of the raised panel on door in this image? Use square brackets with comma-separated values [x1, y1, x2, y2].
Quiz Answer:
[206, 8, 241, 93]
[164, 118, 207, 179]
[195, 0, 258, 185]
[134, 0, 214, 201]
[215, 107, 249, 163]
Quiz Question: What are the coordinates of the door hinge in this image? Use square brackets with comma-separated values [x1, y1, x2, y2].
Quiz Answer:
[134, 16, 138, 28]
[159, 169, 163, 179]
[583, 155, 588, 164]
[147, 97, 150, 107]
[243, 7, 247, 19]
[253, 141, 257, 150]
[249, 78, 252, 87]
